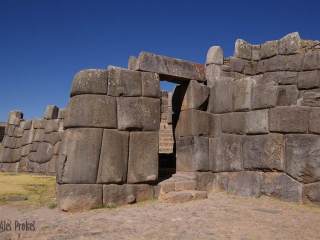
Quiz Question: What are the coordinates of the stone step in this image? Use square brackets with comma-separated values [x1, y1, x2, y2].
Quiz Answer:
[159, 190, 208, 203]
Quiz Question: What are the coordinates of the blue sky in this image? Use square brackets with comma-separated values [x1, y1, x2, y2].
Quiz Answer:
[0, 0, 320, 121]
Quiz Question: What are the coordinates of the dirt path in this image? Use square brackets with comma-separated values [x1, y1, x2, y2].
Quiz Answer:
[1, 191, 320, 240]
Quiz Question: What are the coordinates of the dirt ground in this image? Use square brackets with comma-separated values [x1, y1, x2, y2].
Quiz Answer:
[1, 191, 320, 240]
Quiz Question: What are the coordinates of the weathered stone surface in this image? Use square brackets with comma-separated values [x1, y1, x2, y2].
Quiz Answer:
[278, 32, 301, 55]
[33, 119, 45, 129]
[277, 85, 298, 106]
[97, 130, 129, 184]
[285, 134, 320, 183]
[262, 71, 298, 85]
[8, 111, 23, 126]
[205, 64, 222, 87]
[229, 57, 246, 73]
[301, 90, 320, 107]
[29, 142, 53, 163]
[246, 109, 269, 134]
[303, 182, 320, 204]
[207, 77, 233, 113]
[127, 132, 158, 183]
[257, 55, 303, 72]
[309, 108, 320, 133]
[132, 52, 205, 82]
[221, 112, 246, 134]
[117, 97, 160, 131]
[64, 95, 117, 128]
[260, 40, 278, 59]
[251, 44, 261, 61]
[70, 69, 108, 97]
[57, 184, 103, 211]
[243, 134, 284, 170]
[2, 136, 18, 149]
[44, 120, 60, 133]
[33, 129, 45, 142]
[22, 120, 32, 130]
[251, 76, 278, 109]
[209, 114, 222, 137]
[233, 77, 253, 111]
[21, 144, 32, 157]
[43, 132, 61, 145]
[175, 109, 210, 138]
[107, 67, 141, 96]
[269, 107, 309, 133]
[195, 172, 214, 191]
[0, 148, 21, 163]
[206, 46, 224, 65]
[262, 172, 303, 202]
[244, 61, 257, 75]
[213, 171, 263, 197]
[176, 136, 209, 172]
[59, 128, 103, 184]
[5, 125, 15, 137]
[141, 72, 160, 98]
[58, 108, 66, 119]
[297, 70, 320, 89]
[234, 39, 252, 60]
[302, 50, 320, 70]
[209, 134, 243, 172]
[44, 105, 59, 120]
[176, 80, 209, 111]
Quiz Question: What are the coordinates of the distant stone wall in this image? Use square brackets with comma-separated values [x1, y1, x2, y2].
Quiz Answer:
[0, 106, 64, 175]
[0, 122, 6, 142]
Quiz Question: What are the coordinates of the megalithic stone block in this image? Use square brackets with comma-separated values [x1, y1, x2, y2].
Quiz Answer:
[285, 134, 320, 183]
[59, 128, 103, 184]
[97, 130, 129, 184]
[297, 70, 320, 89]
[64, 94, 117, 128]
[70, 69, 108, 97]
[206, 46, 224, 65]
[207, 77, 233, 113]
[29, 142, 54, 163]
[246, 109, 269, 134]
[209, 134, 243, 172]
[44, 119, 60, 133]
[44, 105, 59, 120]
[302, 50, 320, 70]
[205, 64, 222, 88]
[262, 71, 298, 85]
[8, 111, 23, 126]
[301, 90, 320, 107]
[233, 77, 253, 111]
[107, 67, 142, 97]
[175, 109, 210, 138]
[261, 172, 303, 202]
[309, 108, 320, 134]
[234, 39, 252, 60]
[57, 184, 103, 211]
[260, 40, 278, 59]
[269, 107, 310, 133]
[0, 148, 21, 163]
[127, 132, 158, 183]
[278, 32, 301, 55]
[303, 182, 320, 204]
[276, 85, 299, 106]
[178, 80, 209, 111]
[141, 72, 160, 98]
[131, 52, 205, 82]
[117, 97, 160, 131]
[176, 136, 209, 172]
[221, 112, 247, 134]
[243, 134, 285, 171]
[251, 75, 278, 109]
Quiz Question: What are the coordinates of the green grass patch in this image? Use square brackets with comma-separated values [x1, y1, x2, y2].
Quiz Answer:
[0, 172, 56, 208]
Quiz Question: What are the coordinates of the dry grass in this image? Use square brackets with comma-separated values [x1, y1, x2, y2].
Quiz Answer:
[0, 172, 56, 208]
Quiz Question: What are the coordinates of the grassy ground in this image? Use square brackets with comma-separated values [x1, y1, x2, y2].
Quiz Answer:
[0, 172, 56, 208]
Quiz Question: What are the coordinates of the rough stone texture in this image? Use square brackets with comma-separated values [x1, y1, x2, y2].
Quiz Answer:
[207, 77, 233, 113]
[278, 32, 301, 55]
[233, 77, 253, 111]
[179, 80, 209, 110]
[117, 97, 160, 131]
[301, 90, 320, 107]
[64, 94, 117, 128]
[213, 171, 263, 197]
[57, 184, 103, 211]
[243, 134, 284, 171]
[309, 108, 320, 133]
[132, 52, 205, 82]
[229, 57, 246, 73]
[251, 44, 261, 61]
[257, 54, 303, 73]
[297, 70, 320, 89]
[8, 111, 23, 126]
[285, 134, 320, 183]
[103, 184, 135, 206]
[70, 69, 108, 96]
[302, 50, 320, 70]
[262, 172, 303, 202]
[269, 107, 309, 133]
[246, 109, 269, 134]
[209, 134, 243, 172]
[260, 40, 278, 59]
[127, 132, 158, 183]
[176, 136, 209, 172]
[234, 39, 252, 60]
[303, 182, 320, 204]
[59, 128, 103, 184]
[107, 67, 141, 97]
[262, 71, 298, 85]
[206, 46, 224, 65]
[251, 76, 278, 109]
[97, 130, 129, 184]
[221, 112, 246, 134]
[44, 120, 60, 133]
[44, 105, 59, 120]
[205, 64, 222, 88]
[29, 142, 54, 163]
[277, 85, 299, 106]
[141, 72, 160, 98]
[0, 148, 21, 163]
[175, 109, 210, 138]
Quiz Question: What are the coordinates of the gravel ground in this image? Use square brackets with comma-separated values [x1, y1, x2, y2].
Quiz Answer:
[1, 191, 320, 240]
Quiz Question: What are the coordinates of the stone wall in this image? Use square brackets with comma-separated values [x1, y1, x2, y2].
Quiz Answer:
[203, 32, 320, 204]
[0, 122, 6, 142]
[0, 106, 64, 175]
